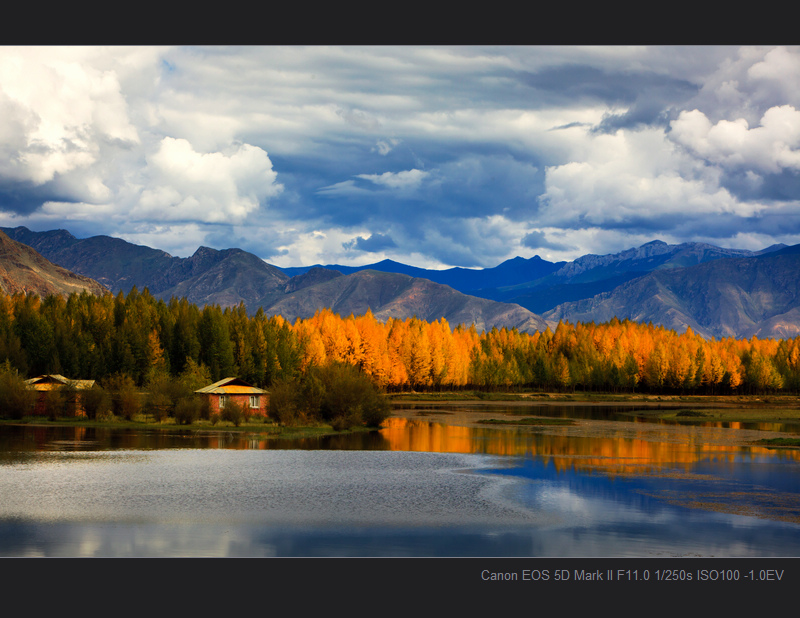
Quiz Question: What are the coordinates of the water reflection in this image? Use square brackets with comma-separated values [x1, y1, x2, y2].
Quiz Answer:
[381, 417, 800, 476]
[3, 412, 800, 480]
[1, 403, 799, 557]
[393, 402, 800, 433]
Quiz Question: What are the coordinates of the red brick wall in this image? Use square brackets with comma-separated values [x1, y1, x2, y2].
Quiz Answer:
[204, 393, 269, 416]
[30, 392, 86, 417]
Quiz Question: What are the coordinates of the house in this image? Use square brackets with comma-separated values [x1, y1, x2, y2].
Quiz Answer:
[194, 377, 269, 416]
[24, 374, 96, 416]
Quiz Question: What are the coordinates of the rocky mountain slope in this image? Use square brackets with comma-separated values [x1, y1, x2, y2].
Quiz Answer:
[287, 240, 785, 315]
[476, 240, 787, 314]
[0, 230, 107, 298]
[265, 269, 548, 333]
[1, 226, 290, 305]
[544, 245, 800, 339]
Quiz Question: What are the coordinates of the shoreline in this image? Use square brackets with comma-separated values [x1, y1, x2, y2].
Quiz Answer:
[3, 392, 799, 443]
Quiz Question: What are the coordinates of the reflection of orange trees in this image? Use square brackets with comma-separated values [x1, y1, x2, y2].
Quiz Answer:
[379, 417, 800, 476]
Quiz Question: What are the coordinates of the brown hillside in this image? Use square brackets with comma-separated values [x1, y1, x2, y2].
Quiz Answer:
[0, 230, 107, 297]
[265, 269, 548, 333]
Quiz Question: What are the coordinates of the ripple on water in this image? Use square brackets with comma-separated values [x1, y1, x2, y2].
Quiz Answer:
[0, 449, 548, 527]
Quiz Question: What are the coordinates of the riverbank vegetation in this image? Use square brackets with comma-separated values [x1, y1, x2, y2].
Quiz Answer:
[0, 409, 373, 440]
[269, 362, 390, 429]
[1, 288, 800, 427]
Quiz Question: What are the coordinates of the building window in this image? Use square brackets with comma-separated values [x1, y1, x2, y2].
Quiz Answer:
[219, 395, 228, 409]
[249, 395, 259, 409]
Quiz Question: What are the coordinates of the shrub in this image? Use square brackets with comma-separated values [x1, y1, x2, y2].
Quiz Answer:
[268, 378, 300, 426]
[81, 387, 110, 420]
[42, 388, 67, 420]
[104, 374, 141, 421]
[146, 393, 172, 422]
[315, 362, 390, 428]
[0, 365, 36, 419]
[280, 362, 391, 429]
[221, 399, 246, 427]
[175, 398, 203, 425]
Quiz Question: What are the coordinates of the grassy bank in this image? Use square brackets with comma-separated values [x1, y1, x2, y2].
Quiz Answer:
[5, 391, 800, 432]
[645, 407, 800, 424]
[0, 414, 375, 440]
[754, 437, 800, 448]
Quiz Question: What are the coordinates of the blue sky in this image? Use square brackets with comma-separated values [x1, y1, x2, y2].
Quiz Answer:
[2, 46, 800, 269]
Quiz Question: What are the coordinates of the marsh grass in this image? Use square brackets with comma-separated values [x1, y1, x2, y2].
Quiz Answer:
[754, 437, 800, 448]
[477, 417, 577, 426]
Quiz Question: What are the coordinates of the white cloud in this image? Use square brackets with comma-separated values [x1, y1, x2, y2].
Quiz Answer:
[748, 46, 800, 80]
[373, 138, 400, 155]
[269, 227, 373, 268]
[117, 223, 210, 258]
[669, 105, 800, 175]
[537, 125, 765, 232]
[356, 169, 429, 190]
[316, 179, 367, 198]
[130, 137, 282, 223]
[0, 47, 142, 187]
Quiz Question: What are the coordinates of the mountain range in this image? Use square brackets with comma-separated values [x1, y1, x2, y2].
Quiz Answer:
[544, 244, 800, 340]
[2, 225, 798, 339]
[0, 226, 548, 333]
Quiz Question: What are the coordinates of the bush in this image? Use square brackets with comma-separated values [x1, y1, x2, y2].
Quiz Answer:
[221, 399, 246, 426]
[81, 387, 110, 420]
[104, 373, 141, 421]
[268, 378, 300, 426]
[314, 362, 390, 428]
[146, 392, 172, 422]
[0, 365, 36, 419]
[175, 397, 203, 425]
[277, 362, 391, 429]
[42, 388, 67, 420]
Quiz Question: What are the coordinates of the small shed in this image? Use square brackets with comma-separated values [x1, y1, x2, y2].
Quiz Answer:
[25, 374, 96, 416]
[194, 377, 269, 416]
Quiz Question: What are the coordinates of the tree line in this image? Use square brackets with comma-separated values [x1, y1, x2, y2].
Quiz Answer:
[0, 288, 798, 395]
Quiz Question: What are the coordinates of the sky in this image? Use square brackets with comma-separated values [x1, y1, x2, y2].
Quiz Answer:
[2, 45, 800, 270]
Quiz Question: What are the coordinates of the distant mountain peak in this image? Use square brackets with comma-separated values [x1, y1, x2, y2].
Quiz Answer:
[192, 246, 218, 257]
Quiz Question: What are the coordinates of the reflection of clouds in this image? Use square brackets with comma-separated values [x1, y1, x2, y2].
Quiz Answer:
[12, 523, 278, 557]
[2, 423, 800, 557]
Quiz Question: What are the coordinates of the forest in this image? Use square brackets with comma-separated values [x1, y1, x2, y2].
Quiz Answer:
[0, 287, 797, 395]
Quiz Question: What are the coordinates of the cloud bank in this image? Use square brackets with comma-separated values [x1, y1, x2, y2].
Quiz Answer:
[1, 45, 800, 268]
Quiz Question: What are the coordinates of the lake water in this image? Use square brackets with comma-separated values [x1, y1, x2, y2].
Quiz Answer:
[1, 402, 799, 557]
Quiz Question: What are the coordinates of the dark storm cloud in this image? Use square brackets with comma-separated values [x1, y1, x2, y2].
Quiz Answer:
[343, 233, 397, 253]
[594, 97, 681, 132]
[751, 169, 800, 202]
[0, 182, 65, 216]
[314, 152, 544, 229]
[518, 64, 698, 111]
[662, 209, 800, 245]
[520, 230, 573, 251]
[716, 168, 800, 205]
[203, 227, 289, 260]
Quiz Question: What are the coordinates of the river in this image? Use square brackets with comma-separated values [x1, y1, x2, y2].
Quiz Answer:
[0, 402, 798, 557]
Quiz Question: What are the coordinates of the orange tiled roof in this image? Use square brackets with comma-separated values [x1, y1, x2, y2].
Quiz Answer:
[25, 375, 96, 391]
[194, 377, 267, 395]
